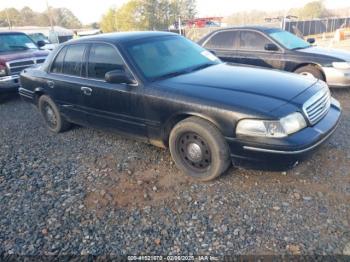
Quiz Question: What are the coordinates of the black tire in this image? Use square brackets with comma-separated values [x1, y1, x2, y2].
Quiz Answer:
[38, 95, 71, 133]
[169, 117, 231, 181]
[294, 65, 324, 81]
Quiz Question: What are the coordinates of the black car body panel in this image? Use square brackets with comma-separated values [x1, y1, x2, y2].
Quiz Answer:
[19, 32, 341, 162]
[198, 26, 350, 87]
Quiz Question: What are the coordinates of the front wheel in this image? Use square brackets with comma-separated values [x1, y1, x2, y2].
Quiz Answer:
[294, 65, 324, 81]
[38, 95, 71, 133]
[169, 117, 231, 181]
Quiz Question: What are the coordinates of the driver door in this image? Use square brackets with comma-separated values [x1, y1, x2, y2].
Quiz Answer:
[78, 43, 147, 137]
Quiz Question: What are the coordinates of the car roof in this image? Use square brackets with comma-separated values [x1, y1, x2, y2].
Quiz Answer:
[212, 26, 280, 32]
[69, 31, 178, 45]
[0, 31, 27, 35]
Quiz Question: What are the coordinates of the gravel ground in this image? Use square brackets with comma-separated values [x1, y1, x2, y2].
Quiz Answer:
[0, 89, 349, 256]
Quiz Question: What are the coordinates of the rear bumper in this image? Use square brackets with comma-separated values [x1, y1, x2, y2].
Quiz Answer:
[0, 75, 20, 93]
[226, 99, 341, 162]
[322, 66, 350, 87]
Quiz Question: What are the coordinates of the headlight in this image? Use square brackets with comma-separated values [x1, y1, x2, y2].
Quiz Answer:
[0, 65, 6, 77]
[332, 62, 350, 69]
[236, 112, 307, 138]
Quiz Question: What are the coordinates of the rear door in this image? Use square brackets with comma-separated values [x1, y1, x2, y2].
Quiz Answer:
[77, 43, 147, 137]
[48, 44, 89, 125]
[237, 30, 284, 69]
[202, 30, 240, 64]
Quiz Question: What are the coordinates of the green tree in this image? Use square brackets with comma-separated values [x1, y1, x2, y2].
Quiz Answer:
[100, 0, 197, 32]
[295, 1, 329, 19]
[100, 8, 117, 32]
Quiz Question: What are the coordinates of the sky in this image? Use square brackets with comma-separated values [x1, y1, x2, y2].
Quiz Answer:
[2, 0, 350, 24]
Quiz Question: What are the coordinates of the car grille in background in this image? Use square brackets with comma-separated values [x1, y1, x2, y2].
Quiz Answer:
[303, 88, 331, 125]
[7, 57, 46, 76]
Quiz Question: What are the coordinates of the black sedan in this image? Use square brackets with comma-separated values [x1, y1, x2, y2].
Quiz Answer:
[19, 32, 341, 181]
[198, 26, 350, 87]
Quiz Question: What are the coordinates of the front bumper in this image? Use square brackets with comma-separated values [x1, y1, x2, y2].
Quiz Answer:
[322, 66, 350, 87]
[0, 75, 20, 94]
[226, 99, 341, 161]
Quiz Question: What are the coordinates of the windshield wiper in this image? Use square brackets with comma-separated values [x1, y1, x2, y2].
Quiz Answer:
[292, 46, 311, 50]
[188, 63, 215, 72]
[9, 45, 30, 50]
[155, 69, 190, 80]
[154, 63, 216, 81]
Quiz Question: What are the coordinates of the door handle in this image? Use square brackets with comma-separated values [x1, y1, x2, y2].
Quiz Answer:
[47, 81, 55, 88]
[81, 86, 92, 96]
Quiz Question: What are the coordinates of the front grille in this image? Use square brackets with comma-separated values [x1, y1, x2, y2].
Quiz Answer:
[303, 88, 331, 125]
[7, 57, 46, 76]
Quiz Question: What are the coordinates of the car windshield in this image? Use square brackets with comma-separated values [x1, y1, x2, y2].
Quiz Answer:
[268, 30, 311, 50]
[126, 36, 221, 81]
[0, 33, 38, 52]
[29, 33, 51, 44]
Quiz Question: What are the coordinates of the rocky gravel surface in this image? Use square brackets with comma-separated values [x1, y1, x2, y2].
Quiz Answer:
[0, 90, 349, 256]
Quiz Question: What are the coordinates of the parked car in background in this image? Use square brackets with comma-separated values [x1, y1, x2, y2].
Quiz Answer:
[198, 26, 350, 87]
[19, 32, 341, 181]
[28, 33, 57, 51]
[0, 31, 49, 100]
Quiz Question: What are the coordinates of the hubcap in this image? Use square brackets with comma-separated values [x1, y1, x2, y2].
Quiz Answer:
[299, 72, 315, 79]
[177, 132, 211, 172]
[187, 143, 202, 162]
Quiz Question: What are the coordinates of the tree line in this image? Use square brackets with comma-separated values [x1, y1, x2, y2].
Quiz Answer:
[0, 7, 82, 29]
[100, 0, 196, 32]
[224, 1, 350, 26]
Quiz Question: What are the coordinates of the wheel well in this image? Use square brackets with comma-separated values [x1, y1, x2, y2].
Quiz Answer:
[162, 114, 191, 146]
[162, 113, 221, 147]
[293, 63, 326, 81]
[33, 88, 46, 105]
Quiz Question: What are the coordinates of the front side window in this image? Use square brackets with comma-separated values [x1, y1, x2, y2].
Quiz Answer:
[62, 44, 86, 76]
[240, 31, 271, 51]
[0, 33, 38, 53]
[205, 31, 238, 49]
[126, 36, 221, 80]
[88, 44, 125, 79]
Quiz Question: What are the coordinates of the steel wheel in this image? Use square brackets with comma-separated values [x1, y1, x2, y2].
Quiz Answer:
[169, 117, 230, 181]
[177, 132, 212, 172]
[43, 102, 58, 129]
[38, 95, 71, 133]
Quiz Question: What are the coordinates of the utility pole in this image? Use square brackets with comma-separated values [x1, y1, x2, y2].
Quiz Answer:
[5, 9, 12, 30]
[178, 16, 182, 35]
[46, 0, 54, 31]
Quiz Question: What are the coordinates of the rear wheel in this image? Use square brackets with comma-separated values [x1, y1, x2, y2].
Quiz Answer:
[169, 117, 231, 181]
[38, 95, 71, 133]
[295, 65, 324, 81]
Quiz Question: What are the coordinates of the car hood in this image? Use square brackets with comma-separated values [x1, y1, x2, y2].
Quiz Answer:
[0, 49, 49, 63]
[297, 46, 350, 61]
[156, 63, 318, 115]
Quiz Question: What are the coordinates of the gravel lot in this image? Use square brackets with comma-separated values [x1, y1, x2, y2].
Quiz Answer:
[0, 89, 349, 256]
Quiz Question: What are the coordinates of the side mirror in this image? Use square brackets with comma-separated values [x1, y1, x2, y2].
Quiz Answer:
[105, 70, 137, 85]
[37, 40, 46, 48]
[307, 38, 315, 44]
[209, 50, 216, 56]
[265, 43, 279, 51]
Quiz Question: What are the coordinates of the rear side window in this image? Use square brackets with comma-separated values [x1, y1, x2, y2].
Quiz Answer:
[204, 31, 238, 49]
[88, 44, 124, 79]
[51, 47, 66, 73]
[240, 31, 271, 51]
[62, 44, 86, 76]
